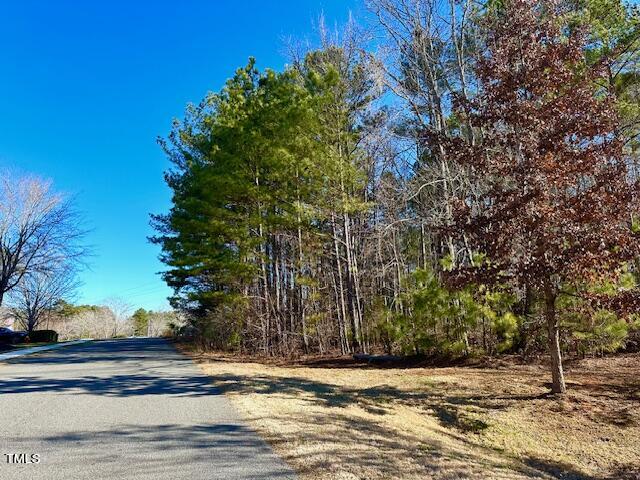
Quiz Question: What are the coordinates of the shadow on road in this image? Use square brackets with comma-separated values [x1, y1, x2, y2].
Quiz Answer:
[0, 373, 218, 397]
[11, 423, 293, 480]
[7, 338, 176, 365]
[0, 338, 218, 397]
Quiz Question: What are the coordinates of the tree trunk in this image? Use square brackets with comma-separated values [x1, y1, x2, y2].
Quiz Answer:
[332, 213, 350, 353]
[420, 223, 428, 269]
[296, 166, 310, 353]
[544, 287, 566, 394]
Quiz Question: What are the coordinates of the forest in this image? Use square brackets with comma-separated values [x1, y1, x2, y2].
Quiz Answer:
[151, 0, 640, 394]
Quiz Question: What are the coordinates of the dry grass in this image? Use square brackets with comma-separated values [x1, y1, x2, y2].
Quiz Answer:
[182, 346, 640, 480]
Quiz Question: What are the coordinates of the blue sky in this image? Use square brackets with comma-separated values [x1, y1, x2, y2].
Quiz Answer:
[0, 0, 362, 310]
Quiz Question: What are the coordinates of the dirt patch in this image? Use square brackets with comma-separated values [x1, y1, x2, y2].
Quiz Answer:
[182, 346, 640, 480]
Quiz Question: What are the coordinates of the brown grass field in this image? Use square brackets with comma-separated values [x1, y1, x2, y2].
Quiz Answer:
[181, 346, 640, 480]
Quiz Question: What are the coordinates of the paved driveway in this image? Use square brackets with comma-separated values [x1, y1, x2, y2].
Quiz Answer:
[0, 338, 295, 480]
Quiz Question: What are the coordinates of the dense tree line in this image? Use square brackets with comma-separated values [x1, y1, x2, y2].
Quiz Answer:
[153, 0, 640, 392]
[37, 301, 179, 340]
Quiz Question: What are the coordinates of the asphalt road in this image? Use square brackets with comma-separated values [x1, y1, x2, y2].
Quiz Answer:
[0, 338, 295, 480]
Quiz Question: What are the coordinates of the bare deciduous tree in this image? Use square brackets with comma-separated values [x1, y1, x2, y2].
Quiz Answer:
[103, 297, 134, 338]
[0, 172, 86, 306]
[57, 299, 134, 340]
[146, 311, 176, 337]
[367, 0, 482, 269]
[11, 267, 79, 334]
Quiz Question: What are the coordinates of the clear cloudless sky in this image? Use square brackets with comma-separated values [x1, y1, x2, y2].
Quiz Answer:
[0, 0, 362, 310]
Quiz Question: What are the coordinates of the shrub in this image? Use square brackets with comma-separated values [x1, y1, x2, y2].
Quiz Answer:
[29, 330, 59, 343]
[389, 268, 519, 357]
[559, 273, 638, 356]
[197, 303, 244, 351]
